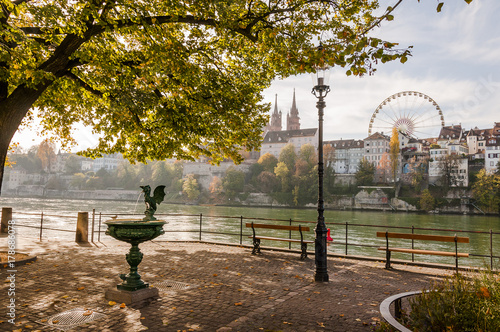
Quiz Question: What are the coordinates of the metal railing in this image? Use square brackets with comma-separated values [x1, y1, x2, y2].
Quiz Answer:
[3, 209, 500, 270]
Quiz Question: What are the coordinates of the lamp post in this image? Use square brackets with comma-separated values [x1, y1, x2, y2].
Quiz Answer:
[311, 59, 330, 282]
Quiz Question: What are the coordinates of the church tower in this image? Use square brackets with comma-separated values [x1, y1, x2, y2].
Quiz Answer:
[265, 94, 282, 132]
[286, 89, 300, 131]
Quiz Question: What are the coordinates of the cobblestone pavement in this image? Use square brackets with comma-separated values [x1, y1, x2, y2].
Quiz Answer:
[0, 238, 455, 332]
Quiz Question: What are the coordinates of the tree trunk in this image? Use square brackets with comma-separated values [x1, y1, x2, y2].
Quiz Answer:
[0, 83, 51, 195]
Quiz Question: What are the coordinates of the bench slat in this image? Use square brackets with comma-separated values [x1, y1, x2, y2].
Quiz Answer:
[248, 236, 313, 243]
[378, 247, 469, 257]
[246, 223, 310, 232]
[376, 232, 469, 243]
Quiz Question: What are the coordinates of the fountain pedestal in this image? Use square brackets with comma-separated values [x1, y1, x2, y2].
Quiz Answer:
[104, 219, 166, 305]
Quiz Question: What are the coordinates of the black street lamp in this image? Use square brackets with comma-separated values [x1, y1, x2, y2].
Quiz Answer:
[311, 56, 330, 282]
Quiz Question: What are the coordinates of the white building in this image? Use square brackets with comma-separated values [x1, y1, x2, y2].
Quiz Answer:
[260, 129, 318, 159]
[485, 137, 500, 173]
[91, 153, 123, 172]
[363, 132, 390, 167]
[429, 146, 468, 187]
[324, 139, 364, 174]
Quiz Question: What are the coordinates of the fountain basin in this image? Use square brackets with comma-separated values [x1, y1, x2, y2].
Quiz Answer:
[104, 219, 166, 293]
[105, 219, 166, 244]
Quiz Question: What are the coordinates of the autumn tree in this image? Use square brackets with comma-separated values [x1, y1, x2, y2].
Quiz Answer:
[323, 144, 336, 194]
[37, 138, 56, 172]
[0, 0, 460, 194]
[222, 166, 245, 198]
[298, 144, 317, 168]
[389, 127, 400, 184]
[278, 144, 297, 171]
[437, 154, 463, 189]
[256, 171, 279, 193]
[182, 174, 200, 201]
[208, 176, 223, 202]
[419, 189, 435, 212]
[274, 161, 290, 192]
[257, 153, 278, 173]
[356, 158, 375, 186]
[377, 152, 391, 183]
[472, 169, 500, 213]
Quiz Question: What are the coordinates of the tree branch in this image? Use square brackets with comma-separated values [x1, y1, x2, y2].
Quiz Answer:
[63, 71, 105, 97]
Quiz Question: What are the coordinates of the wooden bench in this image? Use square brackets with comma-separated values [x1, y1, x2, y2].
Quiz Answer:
[246, 222, 314, 260]
[377, 231, 469, 273]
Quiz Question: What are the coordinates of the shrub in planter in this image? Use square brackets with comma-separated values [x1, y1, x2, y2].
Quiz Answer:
[376, 270, 500, 331]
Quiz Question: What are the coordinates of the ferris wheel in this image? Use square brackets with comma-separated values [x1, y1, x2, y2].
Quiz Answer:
[368, 91, 445, 139]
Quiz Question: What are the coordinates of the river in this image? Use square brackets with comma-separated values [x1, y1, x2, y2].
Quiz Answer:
[1, 197, 499, 269]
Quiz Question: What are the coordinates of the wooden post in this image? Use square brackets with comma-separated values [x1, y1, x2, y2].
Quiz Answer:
[76, 212, 89, 243]
[1, 207, 12, 233]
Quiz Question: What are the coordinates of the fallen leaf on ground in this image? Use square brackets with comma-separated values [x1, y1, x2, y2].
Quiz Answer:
[77, 287, 85, 291]
[120, 303, 126, 308]
[108, 301, 117, 306]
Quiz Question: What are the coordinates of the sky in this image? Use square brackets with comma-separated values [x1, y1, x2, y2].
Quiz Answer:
[13, 0, 500, 150]
[262, 0, 500, 141]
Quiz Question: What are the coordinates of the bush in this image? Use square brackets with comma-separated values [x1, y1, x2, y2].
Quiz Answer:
[376, 271, 500, 331]
[419, 189, 435, 212]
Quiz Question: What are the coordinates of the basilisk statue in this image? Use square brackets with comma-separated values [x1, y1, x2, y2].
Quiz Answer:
[140, 185, 166, 221]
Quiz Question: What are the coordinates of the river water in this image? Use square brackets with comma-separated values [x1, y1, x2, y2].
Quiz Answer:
[1, 197, 499, 269]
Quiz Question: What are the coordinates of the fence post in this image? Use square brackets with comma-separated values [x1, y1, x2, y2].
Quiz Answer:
[0, 207, 12, 233]
[240, 216, 243, 245]
[411, 226, 415, 262]
[289, 219, 292, 249]
[40, 212, 44, 241]
[345, 222, 348, 255]
[490, 229, 493, 270]
[199, 213, 203, 241]
[91, 209, 95, 243]
[75, 212, 89, 243]
[98, 212, 102, 242]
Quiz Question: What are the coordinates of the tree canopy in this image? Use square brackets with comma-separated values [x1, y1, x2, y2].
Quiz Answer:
[0, 0, 468, 193]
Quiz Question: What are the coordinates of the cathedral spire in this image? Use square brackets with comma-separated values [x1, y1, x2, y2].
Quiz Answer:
[287, 89, 300, 130]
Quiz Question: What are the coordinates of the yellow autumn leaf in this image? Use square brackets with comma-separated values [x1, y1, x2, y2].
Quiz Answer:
[82, 310, 93, 316]
[77, 287, 85, 290]
[120, 303, 126, 308]
[234, 302, 242, 306]
[108, 301, 117, 306]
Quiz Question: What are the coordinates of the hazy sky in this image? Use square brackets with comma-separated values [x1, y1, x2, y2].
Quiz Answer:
[263, 0, 500, 141]
[13, 0, 500, 150]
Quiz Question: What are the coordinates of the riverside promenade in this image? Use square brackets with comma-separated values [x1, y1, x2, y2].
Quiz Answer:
[0, 238, 455, 332]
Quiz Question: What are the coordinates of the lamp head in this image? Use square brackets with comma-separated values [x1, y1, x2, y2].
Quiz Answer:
[311, 43, 331, 96]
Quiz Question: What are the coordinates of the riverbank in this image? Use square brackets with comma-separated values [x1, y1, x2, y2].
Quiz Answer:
[1, 188, 494, 216]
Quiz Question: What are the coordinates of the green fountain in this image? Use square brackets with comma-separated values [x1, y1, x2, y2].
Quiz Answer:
[104, 185, 166, 304]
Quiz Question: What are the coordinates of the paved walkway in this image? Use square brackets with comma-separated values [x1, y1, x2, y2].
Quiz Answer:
[0, 238, 455, 331]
